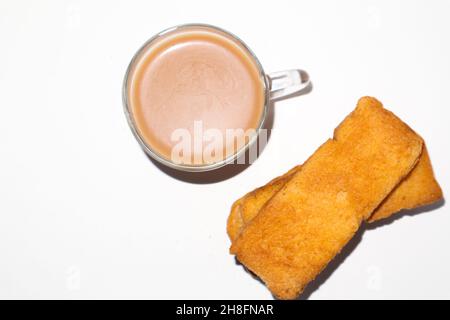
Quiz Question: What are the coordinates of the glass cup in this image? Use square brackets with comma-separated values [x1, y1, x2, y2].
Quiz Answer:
[123, 24, 310, 172]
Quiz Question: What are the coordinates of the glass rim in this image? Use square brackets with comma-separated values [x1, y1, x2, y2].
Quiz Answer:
[122, 23, 270, 172]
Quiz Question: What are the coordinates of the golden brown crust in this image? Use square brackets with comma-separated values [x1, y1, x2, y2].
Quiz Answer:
[230, 97, 424, 299]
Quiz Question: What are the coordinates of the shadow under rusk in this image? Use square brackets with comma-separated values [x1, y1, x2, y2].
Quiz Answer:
[231, 227, 364, 300]
[232, 199, 444, 300]
[367, 199, 445, 231]
[147, 78, 312, 184]
[299, 200, 445, 299]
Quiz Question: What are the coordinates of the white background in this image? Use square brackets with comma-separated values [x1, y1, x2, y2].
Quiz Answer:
[0, 0, 449, 299]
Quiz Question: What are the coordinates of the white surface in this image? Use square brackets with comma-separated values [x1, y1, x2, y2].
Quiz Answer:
[0, 0, 449, 299]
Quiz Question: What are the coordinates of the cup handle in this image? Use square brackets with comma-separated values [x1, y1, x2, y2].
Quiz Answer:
[266, 69, 311, 101]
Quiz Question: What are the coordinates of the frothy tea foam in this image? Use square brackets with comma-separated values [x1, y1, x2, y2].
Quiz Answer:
[127, 26, 265, 165]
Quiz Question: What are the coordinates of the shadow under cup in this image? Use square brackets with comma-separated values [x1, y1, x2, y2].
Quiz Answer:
[123, 24, 309, 172]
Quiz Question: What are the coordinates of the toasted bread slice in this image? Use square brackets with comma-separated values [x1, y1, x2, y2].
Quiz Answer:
[230, 97, 423, 299]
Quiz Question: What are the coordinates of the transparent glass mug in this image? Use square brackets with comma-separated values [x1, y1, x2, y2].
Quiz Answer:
[123, 24, 310, 172]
